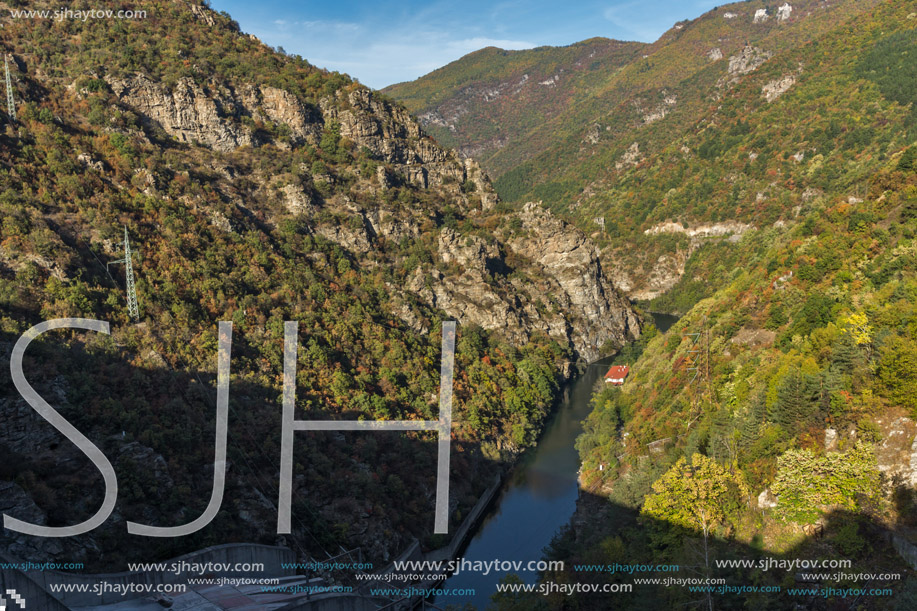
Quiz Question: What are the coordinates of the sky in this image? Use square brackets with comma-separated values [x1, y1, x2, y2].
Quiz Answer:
[210, 0, 723, 90]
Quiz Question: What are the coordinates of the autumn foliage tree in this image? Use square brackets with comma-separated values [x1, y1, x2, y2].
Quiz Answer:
[642, 454, 749, 561]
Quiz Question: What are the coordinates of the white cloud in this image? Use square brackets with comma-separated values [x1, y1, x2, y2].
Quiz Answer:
[602, 2, 667, 41]
[297, 20, 362, 32]
[250, 19, 536, 88]
[217, 0, 728, 89]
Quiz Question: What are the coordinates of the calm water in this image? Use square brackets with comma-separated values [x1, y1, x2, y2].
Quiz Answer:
[436, 312, 677, 609]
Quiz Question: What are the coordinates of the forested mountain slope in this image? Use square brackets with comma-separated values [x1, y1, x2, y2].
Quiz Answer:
[554, 135, 917, 611]
[0, 0, 638, 570]
[388, 0, 917, 607]
[387, 0, 916, 304]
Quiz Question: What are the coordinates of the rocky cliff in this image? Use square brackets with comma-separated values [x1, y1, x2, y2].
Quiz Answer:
[104, 68, 638, 361]
[407, 202, 641, 363]
[108, 74, 498, 207]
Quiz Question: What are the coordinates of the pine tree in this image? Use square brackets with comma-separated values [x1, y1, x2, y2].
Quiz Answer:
[898, 146, 917, 172]
[769, 371, 819, 433]
[737, 395, 766, 454]
[830, 333, 860, 373]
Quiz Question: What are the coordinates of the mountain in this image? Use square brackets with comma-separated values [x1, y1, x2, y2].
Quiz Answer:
[384, 37, 645, 160]
[0, 0, 638, 570]
[552, 142, 917, 610]
[385, 0, 909, 303]
[389, 0, 917, 606]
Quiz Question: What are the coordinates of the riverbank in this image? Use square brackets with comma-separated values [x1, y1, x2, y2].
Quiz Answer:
[430, 355, 616, 608]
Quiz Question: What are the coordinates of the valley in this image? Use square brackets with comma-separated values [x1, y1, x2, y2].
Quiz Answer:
[386, 0, 917, 608]
[2, 0, 917, 609]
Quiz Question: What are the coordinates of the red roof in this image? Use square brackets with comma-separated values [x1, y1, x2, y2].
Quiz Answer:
[605, 365, 630, 380]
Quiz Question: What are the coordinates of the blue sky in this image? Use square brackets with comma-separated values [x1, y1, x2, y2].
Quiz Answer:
[210, 0, 722, 89]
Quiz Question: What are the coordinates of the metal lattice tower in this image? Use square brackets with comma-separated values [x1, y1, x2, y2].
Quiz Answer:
[682, 315, 710, 419]
[107, 226, 140, 321]
[5, 55, 15, 122]
[684, 332, 701, 382]
[123, 227, 139, 321]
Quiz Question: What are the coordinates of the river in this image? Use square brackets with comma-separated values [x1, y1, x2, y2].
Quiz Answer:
[435, 312, 678, 609]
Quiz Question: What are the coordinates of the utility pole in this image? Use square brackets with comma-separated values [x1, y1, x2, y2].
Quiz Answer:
[107, 226, 140, 321]
[685, 330, 701, 413]
[5, 55, 16, 122]
[704, 315, 711, 399]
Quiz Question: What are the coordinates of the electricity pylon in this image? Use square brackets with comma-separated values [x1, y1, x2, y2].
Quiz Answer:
[107, 226, 140, 321]
[5, 55, 16, 122]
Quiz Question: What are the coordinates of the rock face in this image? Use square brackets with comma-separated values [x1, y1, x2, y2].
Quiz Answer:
[251, 86, 323, 145]
[642, 94, 677, 125]
[876, 416, 917, 487]
[408, 203, 641, 362]
[643, 220, 754, 239]
[717, 45, 773, 90]
[108, 75, 257, 151]
[0, 374, 68, 455]
[615, 142, 643, 170]
[109, 76, 497, 207]
[615, 249, 693, 302]
[320, 89, 496, 206]
[757, 488, 778, 509]
[727, 46, 772, 77]
[619, 220, 755, 301]
[777, 3, 793, 21]
[508, 203, 641, 360]
[825, 427, 838, 451]
[0, 481, 58, 561]
[762, 73, 797, 102]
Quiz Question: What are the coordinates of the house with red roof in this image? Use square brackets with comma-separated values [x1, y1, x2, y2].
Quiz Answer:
[604, 365, 630, 386]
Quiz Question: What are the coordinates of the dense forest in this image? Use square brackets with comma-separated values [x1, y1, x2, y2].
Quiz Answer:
[476, 1, 917, 607]
[3, 0, 917, 607]
[387, 0, 917, 306]
[0, 0, 589, 572]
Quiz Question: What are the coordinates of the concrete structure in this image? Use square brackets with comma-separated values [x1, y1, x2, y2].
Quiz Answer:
[0, 562, 70, 611]
[4, 543, 294, 608]
[4, 475, 504, 610]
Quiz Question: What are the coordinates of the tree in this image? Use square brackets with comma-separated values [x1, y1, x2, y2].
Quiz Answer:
[643, 454, 749, 535]
[642, 454, 749, 559]
[840, 311, 873, 358]
[771, 442, 881, 523]
[768, 369, 820, 433]
[877, 336, 917, 415]
[897, 146, 917, 172]
[737, 395, 766, 455]
[642, 454, 749, 611]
